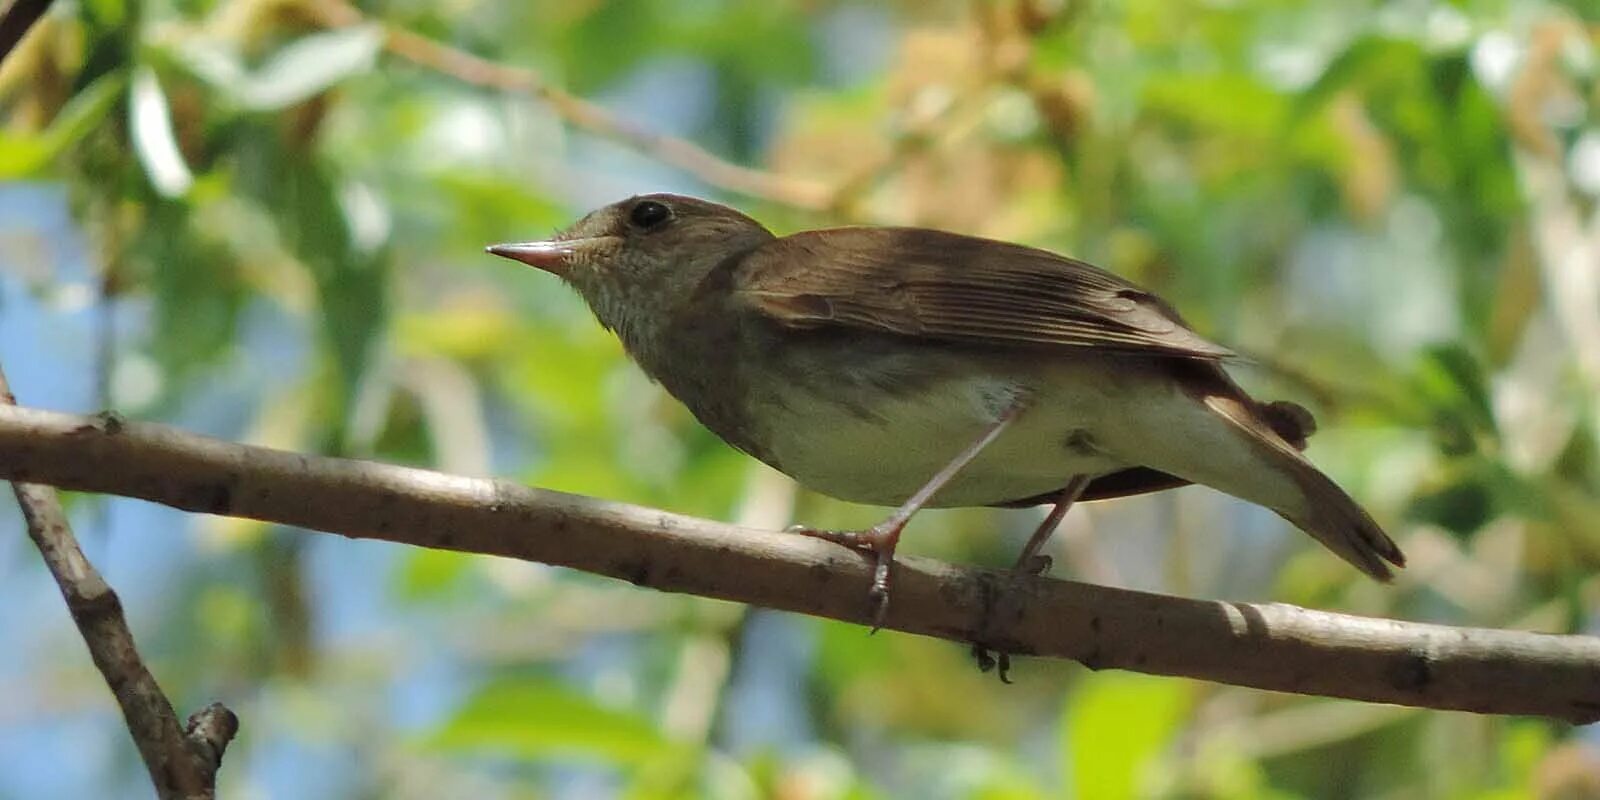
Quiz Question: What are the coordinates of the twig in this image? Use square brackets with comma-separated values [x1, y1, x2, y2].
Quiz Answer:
[0, 370, 238, 799]
[0, 403, 1596, 721]
[303, 1, 1019, 221]
[303, 1, 833, 211]
[0, 0, 51, 62]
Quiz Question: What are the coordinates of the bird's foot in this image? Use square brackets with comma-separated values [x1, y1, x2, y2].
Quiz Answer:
[968, 558, 1053, 683]
[785, 522, 901, 630]
[1014, 553, 1052, 577]
[970, 644, 1014, 684]
[784, 522, 893, 552]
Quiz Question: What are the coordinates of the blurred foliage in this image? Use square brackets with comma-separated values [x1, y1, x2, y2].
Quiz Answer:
[3, 0, 1600, 797]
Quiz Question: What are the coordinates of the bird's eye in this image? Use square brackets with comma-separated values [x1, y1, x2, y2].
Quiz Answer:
[628, 200, 672, 230]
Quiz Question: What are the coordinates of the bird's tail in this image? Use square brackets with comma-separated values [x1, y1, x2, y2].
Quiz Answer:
[1200, 390, 1404, 581]
[1120, 362, 1404, 580]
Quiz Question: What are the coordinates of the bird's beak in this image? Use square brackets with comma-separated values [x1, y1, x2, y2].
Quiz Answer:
[486, 239, 589, 277]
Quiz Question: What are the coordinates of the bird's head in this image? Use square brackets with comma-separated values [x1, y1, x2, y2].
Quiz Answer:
[488, 193, 774, 348]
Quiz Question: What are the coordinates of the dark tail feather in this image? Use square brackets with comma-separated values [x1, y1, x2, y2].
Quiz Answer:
[1275, 458, 1406, 581]
[1200, 392, 1404, 581]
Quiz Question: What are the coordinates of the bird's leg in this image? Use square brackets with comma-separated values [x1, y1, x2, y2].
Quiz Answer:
[1010, 475, 1091, 576]
[972, 475, 1092, 682]
[788, 397, 1028, 629]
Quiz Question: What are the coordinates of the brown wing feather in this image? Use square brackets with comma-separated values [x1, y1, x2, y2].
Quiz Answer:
[734, 227, 1234, 360]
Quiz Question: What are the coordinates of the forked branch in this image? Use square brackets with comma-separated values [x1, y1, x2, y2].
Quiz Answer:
[0, 378, 237, 799]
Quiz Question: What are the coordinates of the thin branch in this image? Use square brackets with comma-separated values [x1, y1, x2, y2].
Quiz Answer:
[303, 1, 833, 212]
[0, 372, 237, 800]
[0, 404, 1596, 721]
[302, 2, 1031, 222]
[0, 7, 239, 792]
[0, 0, 51, 62]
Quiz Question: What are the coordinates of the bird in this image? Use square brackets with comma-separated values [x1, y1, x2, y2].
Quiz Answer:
[488, 193, 1404, 627]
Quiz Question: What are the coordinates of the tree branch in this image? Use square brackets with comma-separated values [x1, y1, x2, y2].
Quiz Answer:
[0, 0, 51, 62]
[302, 2, 1039, 222]
[0, 376, 237, 799]
[302, 1, 834, 212]
[0, 403, 1596, 722]
[1, 9, 239, 793]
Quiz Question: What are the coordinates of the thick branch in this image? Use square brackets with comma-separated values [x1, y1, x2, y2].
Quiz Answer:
[0, 404, 1596, 722]
[0, 379, 236, 798]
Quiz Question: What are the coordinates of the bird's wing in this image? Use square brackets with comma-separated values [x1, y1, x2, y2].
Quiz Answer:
[732, 228, 1234, 360]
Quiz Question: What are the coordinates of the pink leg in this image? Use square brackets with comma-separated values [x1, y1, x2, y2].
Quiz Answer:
[789, 398, 1028, 629]
[1011, 475, 1091, 575]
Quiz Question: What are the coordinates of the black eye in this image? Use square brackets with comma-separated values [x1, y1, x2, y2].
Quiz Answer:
[628, 200, 672, 230]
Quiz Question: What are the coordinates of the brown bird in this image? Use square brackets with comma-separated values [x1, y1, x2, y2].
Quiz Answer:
[489, 194, 1404, 626]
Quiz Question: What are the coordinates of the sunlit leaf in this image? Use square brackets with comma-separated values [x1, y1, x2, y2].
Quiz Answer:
[1063, 673, 1189, 800]
[1142, 72, 1285, 138]
[394, 548, 476, 600]
[174, 25, 383, 111]
[129, 66, 194, 197]
[0, 73, 124, 177]
[431, 679, 674, 764]
[1288, 38, 1419, 129]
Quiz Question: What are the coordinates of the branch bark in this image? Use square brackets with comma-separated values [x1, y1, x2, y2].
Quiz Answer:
[0, 377, 237, 799]
[0, 403, 1597, 722]
[0, 0, 52, 62]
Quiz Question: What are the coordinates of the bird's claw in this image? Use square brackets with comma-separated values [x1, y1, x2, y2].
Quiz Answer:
[867, 585, 889, 632]
[867, 545, 895, 632]
[1017, 554, 1053, 577]
[973, 553, 1047, 683]
[785, 523, 899, 630]
[970, 644, 1014, 683]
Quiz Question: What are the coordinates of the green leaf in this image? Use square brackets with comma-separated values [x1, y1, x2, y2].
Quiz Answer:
[555, 0, 674, 92]
[1142, 72, 1286, 138]
[393, 549, 475, 601]
[1063, 672, 1189, 800]
[232, 126, 391, 440]
[1414, 343, 1498, 453]
[1406, 470, 1495, 536]
[174, 25, 382, 111]
[1288, 38, 1419, 129]
[0, 73, 126, 177]
[431, 678, 674, 765]
[135, 199, 246, 388]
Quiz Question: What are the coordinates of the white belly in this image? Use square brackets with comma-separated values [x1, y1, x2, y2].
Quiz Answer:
[751, 365, 1132, 507]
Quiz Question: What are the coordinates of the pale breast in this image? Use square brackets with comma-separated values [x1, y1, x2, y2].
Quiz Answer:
[746, 355, 1133, 508]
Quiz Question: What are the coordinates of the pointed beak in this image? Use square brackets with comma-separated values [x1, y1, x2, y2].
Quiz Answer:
[486, 239, 581, 276]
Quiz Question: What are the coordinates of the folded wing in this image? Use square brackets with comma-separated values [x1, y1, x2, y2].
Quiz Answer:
[733, 227, 1234, 360]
